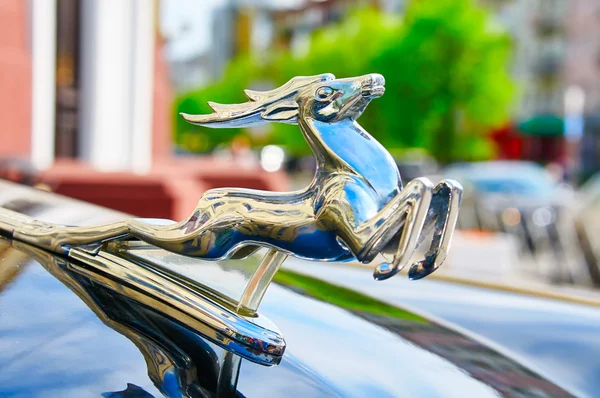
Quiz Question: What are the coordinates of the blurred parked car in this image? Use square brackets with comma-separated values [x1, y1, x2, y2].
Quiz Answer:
[444, 161, 589, 284]
[394, 150, 439, 185]
[284, 154, 317, 175]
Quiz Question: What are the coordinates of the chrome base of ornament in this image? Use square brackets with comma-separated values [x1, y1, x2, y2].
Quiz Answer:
[7, 236, 285, 366]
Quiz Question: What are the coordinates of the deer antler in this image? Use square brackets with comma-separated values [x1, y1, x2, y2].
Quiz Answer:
[181, 74, 334, 128]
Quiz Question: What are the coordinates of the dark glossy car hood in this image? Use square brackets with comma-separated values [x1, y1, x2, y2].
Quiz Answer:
[282, 261, 600, 398]
[0, 243, 577, 398]
[0, 183, 592, 397]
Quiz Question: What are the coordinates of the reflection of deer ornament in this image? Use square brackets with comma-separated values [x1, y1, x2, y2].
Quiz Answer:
[2, 74, 461, 282]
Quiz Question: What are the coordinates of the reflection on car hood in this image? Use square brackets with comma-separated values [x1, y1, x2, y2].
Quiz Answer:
[0, 238, 576, 397]
[283, 260, 600, 398]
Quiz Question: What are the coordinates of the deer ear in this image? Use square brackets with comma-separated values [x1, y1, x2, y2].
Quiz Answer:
[261, 101, 299, 123]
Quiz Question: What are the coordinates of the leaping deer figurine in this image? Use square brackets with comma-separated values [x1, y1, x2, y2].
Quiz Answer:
[0, 73, 461, 282]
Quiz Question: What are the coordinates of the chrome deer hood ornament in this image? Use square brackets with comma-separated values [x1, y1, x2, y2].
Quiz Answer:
[0, 73, 462, 307]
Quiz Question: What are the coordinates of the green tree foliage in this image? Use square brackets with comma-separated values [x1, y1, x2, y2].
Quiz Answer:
[174, 0, 515, 162]
[173, 57, 259, 153]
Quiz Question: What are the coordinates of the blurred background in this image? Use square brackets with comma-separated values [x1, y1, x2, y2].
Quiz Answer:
[2, 0, 600, 288]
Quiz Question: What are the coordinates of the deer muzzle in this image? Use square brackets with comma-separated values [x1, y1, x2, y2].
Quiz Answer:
[361, 74, 386, 98]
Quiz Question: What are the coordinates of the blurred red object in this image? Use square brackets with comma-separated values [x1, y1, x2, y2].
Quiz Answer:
[34, 158, 289, 220]
[0, 159, 37, 186]
[490, 124, 523, 160]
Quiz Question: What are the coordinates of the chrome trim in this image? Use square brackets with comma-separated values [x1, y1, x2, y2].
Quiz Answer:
[9, 238, 284, 367]
[4, 239, 255, 395]
[238, 249, 288, 313]
[68, 248, 285, 363]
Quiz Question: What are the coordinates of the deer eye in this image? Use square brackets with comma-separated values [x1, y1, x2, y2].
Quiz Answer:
[315, 86, 335, 101]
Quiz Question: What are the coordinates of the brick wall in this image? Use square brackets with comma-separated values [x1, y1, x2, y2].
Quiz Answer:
[0, 1, 31, 159]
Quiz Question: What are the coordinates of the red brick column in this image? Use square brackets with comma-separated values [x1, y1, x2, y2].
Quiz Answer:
[152, 32, 172, 163]
[0, 1, 32, 159]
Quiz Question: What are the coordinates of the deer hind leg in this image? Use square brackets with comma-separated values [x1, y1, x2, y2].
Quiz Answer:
[371, 178, 433, 280]
[407, 179, 463, 280]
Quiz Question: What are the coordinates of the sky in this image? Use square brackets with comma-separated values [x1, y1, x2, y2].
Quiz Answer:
[160, 0, 227, 61]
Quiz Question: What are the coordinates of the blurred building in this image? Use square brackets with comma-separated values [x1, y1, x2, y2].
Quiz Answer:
[565, 0, 600, 178]
[0, 0, 287, 220]
[0, 0, 171, 173]
[169, 53, 212, 92]
[0, 1, 32, 163]
[564, 1, 600, 115]
[482, 0, 566, 165]
[209, 0, 404, 80]
[484, 0, 600, 173]
[486, 0, 567, 118]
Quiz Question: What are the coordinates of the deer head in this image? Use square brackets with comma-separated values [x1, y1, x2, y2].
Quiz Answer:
[180, 73, 385, 128]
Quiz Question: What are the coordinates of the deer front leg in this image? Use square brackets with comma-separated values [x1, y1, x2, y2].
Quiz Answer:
[316, 177, 433, 267]
[370, 178, 433, 280]
[407, 179, 462, 280]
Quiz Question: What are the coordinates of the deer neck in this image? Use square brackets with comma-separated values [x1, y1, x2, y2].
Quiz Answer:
[299, 117, 401, 198]
[298, 118, 351, 173]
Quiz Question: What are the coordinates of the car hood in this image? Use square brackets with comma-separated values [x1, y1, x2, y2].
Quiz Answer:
[0, 182, 591, 397]
[0, 239, 578, 398]
[282, 260, 600, 398]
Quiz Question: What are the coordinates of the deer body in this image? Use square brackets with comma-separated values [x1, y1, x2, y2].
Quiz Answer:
[11, 73, 462, 281]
